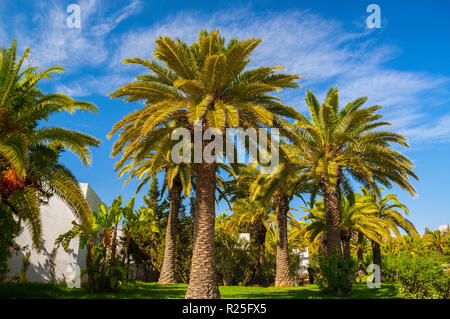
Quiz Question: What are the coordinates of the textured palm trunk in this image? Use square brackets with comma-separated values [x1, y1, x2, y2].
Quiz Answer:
[87, 238, 94, 288]
[159, 173, 182, 284]
[251, 220, 267, 285]
[341, 230, 352, 260]
[274, 194, 295, 287]
[356, 233, 366, 277]
[256, 221, 267, 268]
[109, 223, 119, 289]
[121, 229, 131, 266]
[371, 240, 386, 281]
[185, 160, 220, 299]
[110, 224, 118, 266]
[320, 179, 342, 257]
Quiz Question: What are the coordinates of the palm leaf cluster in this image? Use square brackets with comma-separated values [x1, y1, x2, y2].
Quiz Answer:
[0, 40, 100, 249]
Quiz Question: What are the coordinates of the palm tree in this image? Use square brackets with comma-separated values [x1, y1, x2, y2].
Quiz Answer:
[114, 129, 231, 285]
[340, 196, 389, 260]
[358, 187, 418, 279]
[113, 127, 193, 285]
[293, 88, 417, 257]
[250, 144, 310, 286]
[302, 196, 388, 260]
[354, 232, 369, 277]
[108, 30, 302, 298]
[225, 198, 273, 284]
[0, 40, 100, 249]
[423, 230, 446, 254]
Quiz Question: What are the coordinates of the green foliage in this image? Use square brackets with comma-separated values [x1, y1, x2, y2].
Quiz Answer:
[383, 252, 449, 299]
[316, 254, 356, 295]
[126, 179, 193, 283]
[56, 195, 154, 292]
[215, 230, 251, 286]
[0, 203, 21, 282]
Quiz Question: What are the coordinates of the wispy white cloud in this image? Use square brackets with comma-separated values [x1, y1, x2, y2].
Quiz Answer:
[400, 114, 450, 143]
[9, 0, 142, 70]
[109, 9, 450, 144]
[6, 4, 449, 144]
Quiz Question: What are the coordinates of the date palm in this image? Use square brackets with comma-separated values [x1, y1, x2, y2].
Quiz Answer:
[114, 129, 231, 285]
[113, 126, 191, 285]
[109, 30, 302, 298]
[0, 40, 100, 249]
[293, 88, 418, 257]
[423, 230, 447, 255]
[250, 144, 310, 286]
[225, 198, 274, 284]
[358, 187, 418, 279]
[302, 196, 388, 260]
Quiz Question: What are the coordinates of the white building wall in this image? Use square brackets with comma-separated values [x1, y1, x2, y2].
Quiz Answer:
[7, 183, 103, 283]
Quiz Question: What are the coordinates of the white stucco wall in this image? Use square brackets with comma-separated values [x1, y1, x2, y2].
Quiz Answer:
[292, 247, 310, 275]
[6, 183, 103, 283]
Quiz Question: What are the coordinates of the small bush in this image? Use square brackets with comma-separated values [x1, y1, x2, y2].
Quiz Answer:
[315, 254, 356, 295]
[383, 253, 449, 299]
[316, 254, 356, 295]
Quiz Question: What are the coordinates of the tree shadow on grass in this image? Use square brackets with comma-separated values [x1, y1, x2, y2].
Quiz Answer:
[0, 282, 188, 299]
[0, 282, 398, 299]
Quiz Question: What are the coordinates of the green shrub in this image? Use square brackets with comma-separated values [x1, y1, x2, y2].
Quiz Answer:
[383, 253, 449, 299]
[0, 204, 21, 282]
[316, 254, 356, 295]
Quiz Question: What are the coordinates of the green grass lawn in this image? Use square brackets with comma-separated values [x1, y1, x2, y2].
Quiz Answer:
[0, 281, 400, 299]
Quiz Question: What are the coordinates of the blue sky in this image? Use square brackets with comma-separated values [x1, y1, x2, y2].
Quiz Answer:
[1, 0, 449, 233]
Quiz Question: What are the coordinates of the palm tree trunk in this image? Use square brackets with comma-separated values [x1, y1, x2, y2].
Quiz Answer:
[121, 229, 131, 266]
[371, 240, 386, 282]
[122, 228, 132, 281]
[341, 230, 351, 260]
[159, 173, 182, 284]
[251, 220, 267, 285]
[320, 179, 342, 257]
[87, 238, 94, 288]
[356, 233, 366, 277]
[256, 221, 266, 268]
[111, 225, 118, 263]
[185, 160, 220, 299]
[274, 194, 295, 287]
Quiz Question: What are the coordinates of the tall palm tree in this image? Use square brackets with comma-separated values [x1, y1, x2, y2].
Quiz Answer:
[113, 125, 193, 285]
[358, 187, 418, 277]
[114, 128, 231, 285]
[250, 144, 310, 286]
[293, 88, 418, 257]
[108, 30, 301, 298]
[0, 40, 100, 249]
[354, 232, 369, 277]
